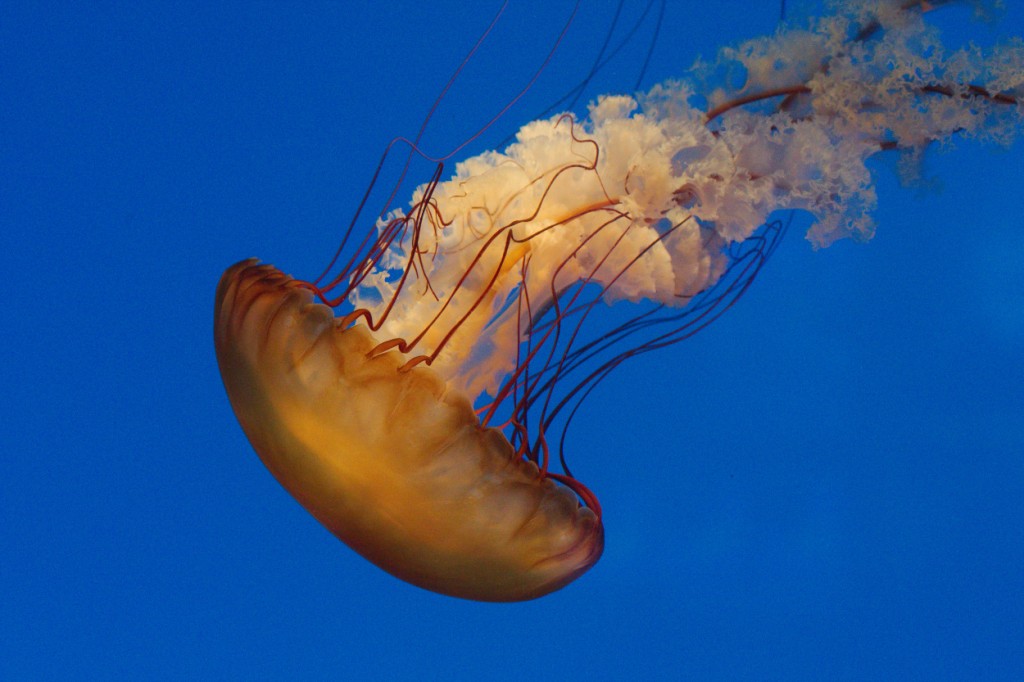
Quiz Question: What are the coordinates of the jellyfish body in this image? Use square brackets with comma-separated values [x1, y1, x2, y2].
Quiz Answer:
[215, 260, 602, 601]
[217, 1, 1022, 601]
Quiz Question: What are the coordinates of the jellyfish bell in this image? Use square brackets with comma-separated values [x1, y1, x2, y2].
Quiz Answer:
[216, 0, 1022, 601]
[214, 260, 602, 601]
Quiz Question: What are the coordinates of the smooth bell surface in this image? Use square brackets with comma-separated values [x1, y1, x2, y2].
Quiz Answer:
[214, 260, 603, 601]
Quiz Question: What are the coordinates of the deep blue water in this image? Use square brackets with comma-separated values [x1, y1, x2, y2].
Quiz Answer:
[3, 2, 1022, 678]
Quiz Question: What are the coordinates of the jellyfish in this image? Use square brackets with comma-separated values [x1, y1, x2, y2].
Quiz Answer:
[215, 0, 1022, 601]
